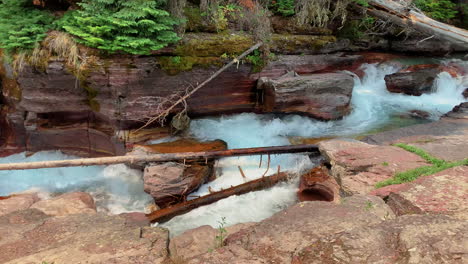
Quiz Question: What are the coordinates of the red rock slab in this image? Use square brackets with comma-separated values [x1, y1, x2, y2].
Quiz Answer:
[318, 139, 431, 195]
[0, 193, 40, 216]
[30, 192, 97, 216]
[384, 166, 468, 218]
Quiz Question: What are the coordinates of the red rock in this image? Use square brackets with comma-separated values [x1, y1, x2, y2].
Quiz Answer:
[297, 166, 340, 202]
[30, 192, 97, 216]
[293, 214, 468, 264]
[386, 166, 468, 218]
[259, 72, 354, 120]
[318, 139, 430, 195]
[118, 212, 150, 227]
[0, 210, 169, 263]
[143, 163, 213, 208]
[192, 195, 394, 264]
[385, 64, 441, 96]
[0, 193, 40, 216]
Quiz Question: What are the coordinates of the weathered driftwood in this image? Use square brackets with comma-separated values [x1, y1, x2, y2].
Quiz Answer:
[366, 0, 468, 46]
[0, 144, 319, 171]
[146, 171, 290, 223]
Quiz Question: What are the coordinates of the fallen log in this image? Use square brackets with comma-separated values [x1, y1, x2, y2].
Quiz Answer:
[0, 144, 319, 171]
[366, 0, 468, 46]
[146, 171, 290, 223]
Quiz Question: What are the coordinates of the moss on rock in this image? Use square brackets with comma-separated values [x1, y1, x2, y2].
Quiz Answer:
[271, 34, 336, 54]
[175, 33, 255, 57]
[158, 56, 223, 75]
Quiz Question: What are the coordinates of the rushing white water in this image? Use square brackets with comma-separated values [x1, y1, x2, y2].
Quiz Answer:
[160, 62, 467, 235]
[0, 62, 466, 236]
[0, 151, 154, 214]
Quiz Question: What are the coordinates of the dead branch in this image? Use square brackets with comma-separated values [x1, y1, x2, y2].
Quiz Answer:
[136, 42, 263, 131]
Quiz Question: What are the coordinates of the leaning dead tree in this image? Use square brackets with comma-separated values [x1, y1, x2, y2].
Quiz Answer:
[365, 0, 468, 46]
[136, 42, 263, 131]
[0, 144, 319, 171]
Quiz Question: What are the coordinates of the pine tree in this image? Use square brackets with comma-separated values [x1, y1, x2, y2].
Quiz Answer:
[58, 0, 180, 55]
[0, 0, 54, 54]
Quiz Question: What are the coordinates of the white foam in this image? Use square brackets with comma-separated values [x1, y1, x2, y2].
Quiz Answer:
[160, 62, 467, 235]
[0, 151, 153, 214]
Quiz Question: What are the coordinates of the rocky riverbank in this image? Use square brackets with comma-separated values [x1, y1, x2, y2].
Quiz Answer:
[1, 102, 466, 263]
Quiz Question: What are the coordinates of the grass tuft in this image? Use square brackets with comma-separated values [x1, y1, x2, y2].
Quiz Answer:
[376, 158, 468, 188]
[393, 143, 445, 166]
[375, 143, 467, 188]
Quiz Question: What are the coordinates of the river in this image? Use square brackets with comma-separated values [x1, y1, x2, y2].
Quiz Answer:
[1, 60, 466, 236]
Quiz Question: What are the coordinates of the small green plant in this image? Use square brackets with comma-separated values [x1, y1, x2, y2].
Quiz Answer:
[214, 217, 227, 249]
[171, 56, 182, 65]
[382, 162, 389, 166]
[414, 0, 458, 22]
[364, 200, 374, 211]
[352, 0, 369, 7]
[57, 0, 180, 55]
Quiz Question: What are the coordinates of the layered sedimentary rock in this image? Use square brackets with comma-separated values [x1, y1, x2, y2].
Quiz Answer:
[143, 162, 213, 208]
[384, 64, 442, 96]
[258, 72, 354, 120]
[1, 51, 363, 157]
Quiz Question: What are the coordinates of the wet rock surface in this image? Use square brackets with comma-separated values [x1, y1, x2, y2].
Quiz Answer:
[318, 139, 430, 195]
[259, 72, 354, 120]
[384, 64, 441, 96]
[143, 162, 213, 208]
[0, 209, 169, 264]
[363, 103, 468, 161]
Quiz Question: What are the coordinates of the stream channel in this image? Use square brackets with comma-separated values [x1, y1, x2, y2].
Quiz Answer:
[1, 60, 467, 236]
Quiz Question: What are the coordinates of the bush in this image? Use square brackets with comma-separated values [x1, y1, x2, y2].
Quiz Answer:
[414, 0, 458, 22]
[269, 0, 295, 17]
[0, 0, 55, 55]
[57, 0, 180, 55]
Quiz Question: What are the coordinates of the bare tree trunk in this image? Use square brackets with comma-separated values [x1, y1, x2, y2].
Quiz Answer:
[146, 172, 290, 223]
[0, 144, 319, 171]
[366, 0, 468, 46]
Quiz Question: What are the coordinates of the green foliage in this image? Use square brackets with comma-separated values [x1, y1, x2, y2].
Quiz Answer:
[338, 15, 375, 40]
[269, 0, 295, 17]
[352, 0, 369, 7]
[0, 0, 55, 55]
[414, 0, 458, 22]
[375, 143, 468, 188]
[57, 0, 180, 55]
[246, 50, 275, 72]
